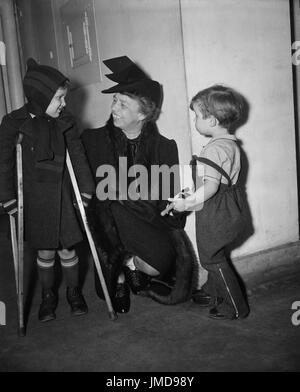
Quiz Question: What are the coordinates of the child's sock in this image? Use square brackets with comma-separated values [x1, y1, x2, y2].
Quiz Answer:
[37, 256, 55, 290]
[60, 254, 79, 288]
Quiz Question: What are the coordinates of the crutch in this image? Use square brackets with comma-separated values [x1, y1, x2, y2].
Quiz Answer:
[9, 214, 18, 297]
[9, 213, 24, 336]
[66, 150, 117, 321]
[15, 135, 25, 336]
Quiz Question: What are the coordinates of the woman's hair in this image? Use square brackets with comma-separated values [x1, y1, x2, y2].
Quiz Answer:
[190, 84, 243, 129]
[123, 91, 161, 122]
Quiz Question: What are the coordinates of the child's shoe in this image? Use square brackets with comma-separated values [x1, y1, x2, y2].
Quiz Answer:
[209, 303, 249, 320]
[66, 287, 88, 316]
[191, 288, 211, 307]
[38, 289, 58, 322]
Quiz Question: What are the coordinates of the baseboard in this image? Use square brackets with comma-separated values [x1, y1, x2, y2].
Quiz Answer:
[232, 241, 300, 286]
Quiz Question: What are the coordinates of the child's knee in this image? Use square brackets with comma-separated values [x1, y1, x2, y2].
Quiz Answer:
[38, 250, 56, 260]
[57, 248, 76, 259]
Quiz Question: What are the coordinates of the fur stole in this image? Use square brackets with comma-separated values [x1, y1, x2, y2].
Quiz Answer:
[116, 199, 198, 304]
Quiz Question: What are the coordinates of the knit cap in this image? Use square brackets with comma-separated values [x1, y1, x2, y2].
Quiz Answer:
[23, 58, 69, 114]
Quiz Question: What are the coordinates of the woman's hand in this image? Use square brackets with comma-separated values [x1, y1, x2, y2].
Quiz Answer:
[81, 193, 92, 208]
[73, 193, 92, 210]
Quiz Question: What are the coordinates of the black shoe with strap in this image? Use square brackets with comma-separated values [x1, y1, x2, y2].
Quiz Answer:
[191, 288, 212, 307]
[66, 287, 88, 316]
[38, 289, 58, 322]
[113, 282, 130, 314]
[124, 267, 150, 295]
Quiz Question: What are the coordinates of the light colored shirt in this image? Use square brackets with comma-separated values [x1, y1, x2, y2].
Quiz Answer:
[198, 134, 241, 185]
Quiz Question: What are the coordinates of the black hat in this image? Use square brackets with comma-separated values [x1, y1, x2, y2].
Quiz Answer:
[101, 56, 162, 107]
[23, 58, 69, 113]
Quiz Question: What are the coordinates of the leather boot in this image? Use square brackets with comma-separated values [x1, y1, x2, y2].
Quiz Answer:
[66, 287, 88, 316]
[38, 289, 58, 322]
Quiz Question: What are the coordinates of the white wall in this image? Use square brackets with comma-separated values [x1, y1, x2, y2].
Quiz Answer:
[54, 1, 191, 153]
[181, 0, 299, 258]
[52, 0, 197, 248]
[292, 0, 300, 169]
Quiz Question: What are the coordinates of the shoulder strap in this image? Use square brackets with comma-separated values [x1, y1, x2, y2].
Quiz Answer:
[191, 155, 232, 186]
[210, 137, 237, 143]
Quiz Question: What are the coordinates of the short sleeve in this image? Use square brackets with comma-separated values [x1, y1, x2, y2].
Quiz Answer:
[200, 144, 228, 184]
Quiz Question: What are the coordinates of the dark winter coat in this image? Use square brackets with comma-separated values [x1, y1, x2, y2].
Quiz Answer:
[0, 105, 95, 249]
[82, 118, 198, 304]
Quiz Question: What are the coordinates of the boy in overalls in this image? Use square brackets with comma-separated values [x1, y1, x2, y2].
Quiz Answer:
[163, 85, 249, 320]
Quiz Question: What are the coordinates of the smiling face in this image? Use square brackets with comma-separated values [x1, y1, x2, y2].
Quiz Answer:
[46, 87, 67, 118]
[111, 93, 146, 134]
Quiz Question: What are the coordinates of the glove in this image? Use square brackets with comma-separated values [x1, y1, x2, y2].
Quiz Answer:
[81, 193, 92, 208]
[1, 199, 18, 215]
[73, 193, 92, 210]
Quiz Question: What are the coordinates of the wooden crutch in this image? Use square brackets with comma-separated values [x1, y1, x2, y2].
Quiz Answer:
[15, 136, 25, 336]
[66, 150, 117, 321]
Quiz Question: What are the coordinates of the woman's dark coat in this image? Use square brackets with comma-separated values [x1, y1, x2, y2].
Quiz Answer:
[82, 118, 198, 304]
[0, 105, 95, 249]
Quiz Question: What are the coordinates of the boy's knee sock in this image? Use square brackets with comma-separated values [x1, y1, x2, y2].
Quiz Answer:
[37, 256, 55, 290]
[60, 254, 79, 288]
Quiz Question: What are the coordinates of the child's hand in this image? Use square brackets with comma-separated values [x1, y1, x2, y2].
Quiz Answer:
[1, 199, 18, 216]
[165, 198, 187, 215]
[161, 188, 191, 216]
